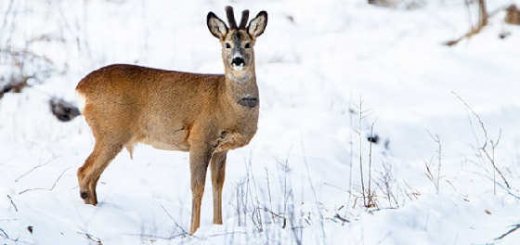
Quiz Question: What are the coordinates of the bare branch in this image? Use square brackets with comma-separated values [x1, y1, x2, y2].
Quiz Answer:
[7, 194, 18, 212]
[452, 92, 511, 190]
[77, 231, 103, 245]
[444, 0, 508, 46]
[495, 224, 520, 241]
[15, 157, 55, 182]
[18, 167, 70, 195]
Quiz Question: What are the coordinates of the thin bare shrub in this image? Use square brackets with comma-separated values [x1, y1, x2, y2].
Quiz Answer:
[425, 131, 442, 194]
[452, 92, 511, 194]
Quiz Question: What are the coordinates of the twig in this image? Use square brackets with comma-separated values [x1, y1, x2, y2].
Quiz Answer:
[471, 171, 520, 199]
[495, 224, 520, 241]
[18, 167, 70, 195]
[376, 161, 398, 208]
[259, 206, 286, 221]
[444, 0, 505, 46]
[279, 158, 290, 229]
[348, 101, 355, 206]
[265, 168, 275, 223]
[301, 140, 326, 244]
[452, 92, 511, 190]
[77, 231, 103, 245]
[444, 1, 507, 46]
[0, 228, 9, 239]
[333, 213, 350, 224]
[15, 157, 55, 182]
[367, 122, 376, 207]
[452, 92, 488, 140]
[426, 130, 442, 194]
[358, 100, 366, 207]
[245, 153, 263, 232]
[478, 130, 510, 189]
[159, 204, 188, 236]
[0, 0, 16, 42]
[368, 123, 374, 201]
[7, 194, 18, 212]
[478, 0, 488, 26]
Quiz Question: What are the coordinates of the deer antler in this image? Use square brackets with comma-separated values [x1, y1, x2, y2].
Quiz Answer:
[239, 10, 250, 29]
[225, 6, 237, 29]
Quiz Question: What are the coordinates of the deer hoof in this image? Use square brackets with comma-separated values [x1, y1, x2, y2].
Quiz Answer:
[80, 191, 98, 205]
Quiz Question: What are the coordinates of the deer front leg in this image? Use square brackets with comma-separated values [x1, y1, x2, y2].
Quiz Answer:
[189, 144, 213, 234]
[210, 151, 227, 224]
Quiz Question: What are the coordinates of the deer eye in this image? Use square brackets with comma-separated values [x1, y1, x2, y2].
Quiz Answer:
[225, 43, 231, 49]
[244, 43, 251, 49]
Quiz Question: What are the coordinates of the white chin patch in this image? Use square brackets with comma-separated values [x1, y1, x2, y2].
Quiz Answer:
[233, 64, 244, 71]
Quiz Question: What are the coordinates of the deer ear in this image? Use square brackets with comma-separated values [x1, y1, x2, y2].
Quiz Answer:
[248, 11, 268, 38]
[207, 12, 228, 39]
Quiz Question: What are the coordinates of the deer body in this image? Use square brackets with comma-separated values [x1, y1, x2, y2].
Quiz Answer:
[76, 7, 267, 234]
[77, 65, 258, 153]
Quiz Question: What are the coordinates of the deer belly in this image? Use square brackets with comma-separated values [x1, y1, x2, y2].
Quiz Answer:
[141, 128, 190, 151]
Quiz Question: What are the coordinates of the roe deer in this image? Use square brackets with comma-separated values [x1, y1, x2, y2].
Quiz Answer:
[76, 6, 268, 234]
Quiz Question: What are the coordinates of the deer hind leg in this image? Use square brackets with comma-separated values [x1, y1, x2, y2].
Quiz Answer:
[77, 141, 123, 205]
[210, 151, 227, 224]
[189, 143, 213, 234]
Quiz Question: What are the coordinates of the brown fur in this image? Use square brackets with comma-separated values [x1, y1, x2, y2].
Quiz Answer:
[76, 6, 267, 234]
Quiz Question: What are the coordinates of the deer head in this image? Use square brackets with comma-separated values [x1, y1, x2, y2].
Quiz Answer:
[207, 6, 268, 78]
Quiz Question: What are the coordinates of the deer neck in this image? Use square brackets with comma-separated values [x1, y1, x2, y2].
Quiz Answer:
[223, 67, 259, 109]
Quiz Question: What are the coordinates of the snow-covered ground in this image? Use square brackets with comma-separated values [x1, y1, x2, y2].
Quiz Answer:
[1, 0, 520, 244]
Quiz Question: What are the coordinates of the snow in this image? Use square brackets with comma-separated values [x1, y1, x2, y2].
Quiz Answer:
[1, 0, 520, 244]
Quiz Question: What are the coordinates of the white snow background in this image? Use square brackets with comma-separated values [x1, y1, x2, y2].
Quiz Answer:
[1, 0, 520, 244]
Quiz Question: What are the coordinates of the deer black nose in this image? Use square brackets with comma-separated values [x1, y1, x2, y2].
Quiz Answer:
[232, 57, 245, 66]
